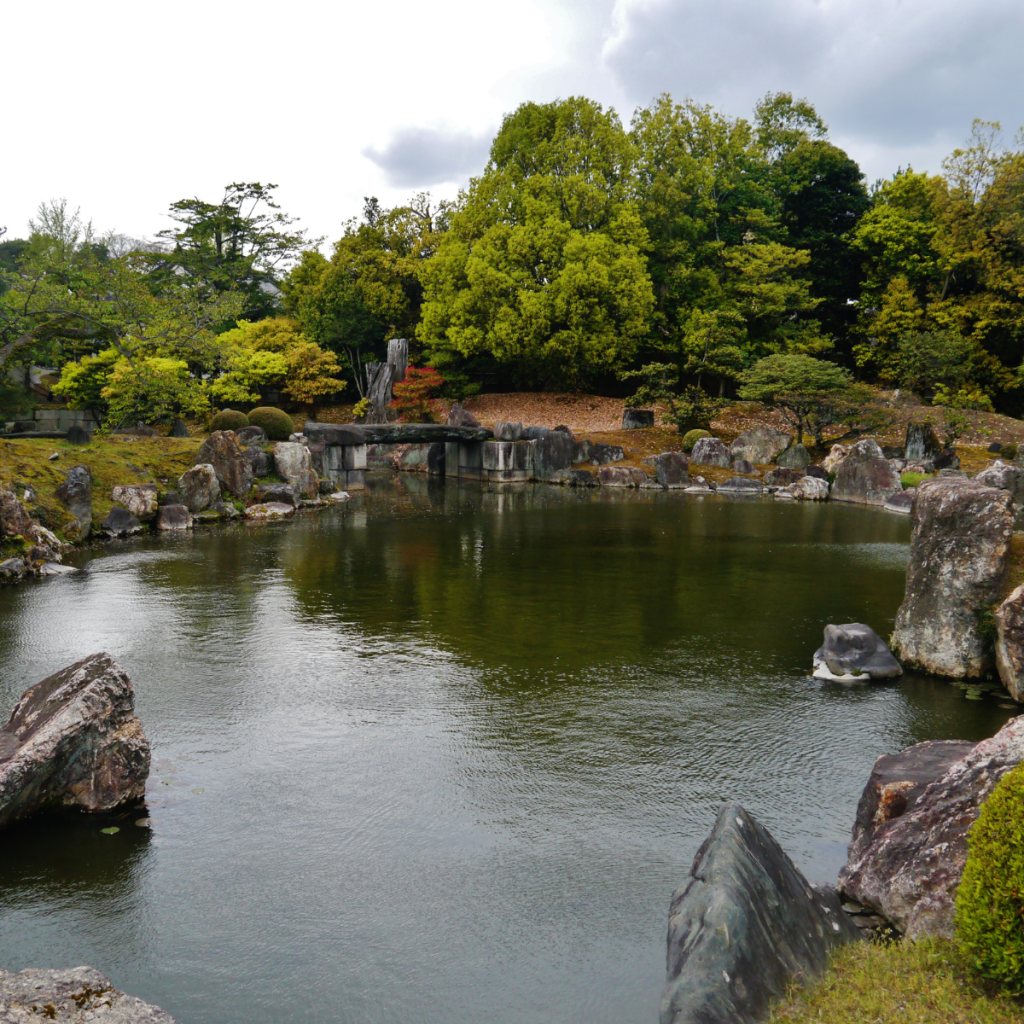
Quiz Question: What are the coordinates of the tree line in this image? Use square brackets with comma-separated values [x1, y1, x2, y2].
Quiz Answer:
[2, 91, 1023, 429]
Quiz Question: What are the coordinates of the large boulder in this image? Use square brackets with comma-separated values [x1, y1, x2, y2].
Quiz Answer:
[782, 477, 830, 501]
[729, 425, 792, 465]
[838, 716, 1024, 938]
[588, 443, 625, 466]
[110, 483, 158, 521]
[690, 436, 732, 468]
[994, 584, 1024, 702]
[100, 506, 144, 539]
[905, 421, 942, 462]
[272, 442, 318, 498]
[154, 505, 192, 531]
[812, 623, 902, 681]
[0, 966, 176, 1023]
[622, 408, 655, 429]
[654, 452, 689, 489]
[974, 459, 1024, 505]
[55, 464, 93, 538]
[0, 653, 150, 828]
[253, 482, 298, 507]
[194, 430, 253, 499]
[177, 464, 221, 513]
[661, 804, 860, 1024]
[830, 439, 902, 505]
[891, 478, 1013, 677]
[822, 444, 848, 474]
[777, 443, 810, 470]
[532, 430, 576, 480]
[884, 488, 915, 514]
[597, 465, 648, 488]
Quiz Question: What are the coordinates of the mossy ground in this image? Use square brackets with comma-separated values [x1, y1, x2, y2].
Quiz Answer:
[0, 435, 202, 540]
[769, 939, 1024, 1024]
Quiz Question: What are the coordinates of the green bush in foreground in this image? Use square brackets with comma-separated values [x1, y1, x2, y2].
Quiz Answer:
[247, 407, 294, 441]
[770, 938, 1021, 1023]
[680, 428, 712, 452]
[210, 409, 249, 432]
[956, 763, 1024, 995]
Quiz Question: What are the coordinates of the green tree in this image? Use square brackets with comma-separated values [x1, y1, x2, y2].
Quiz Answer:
[621, 363, 725, 431]
[419, 97, 654, 387]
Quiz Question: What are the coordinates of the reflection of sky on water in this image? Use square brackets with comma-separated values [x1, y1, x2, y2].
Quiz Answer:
[0, 485, 1013, 1024]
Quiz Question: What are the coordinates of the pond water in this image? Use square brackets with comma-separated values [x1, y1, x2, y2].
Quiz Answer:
[0, 478, 1014, 1024]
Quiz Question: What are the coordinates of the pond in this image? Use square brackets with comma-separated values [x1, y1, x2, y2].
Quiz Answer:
[0, 479, 1014, 1024]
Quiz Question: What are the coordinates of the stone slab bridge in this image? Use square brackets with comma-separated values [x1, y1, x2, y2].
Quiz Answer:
[304, 422, 578, 490]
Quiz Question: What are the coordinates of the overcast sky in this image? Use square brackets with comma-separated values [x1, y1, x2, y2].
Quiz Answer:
[5, 0, 1023, 250]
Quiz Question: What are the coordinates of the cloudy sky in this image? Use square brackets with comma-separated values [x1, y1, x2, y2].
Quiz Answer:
[5, 0, 1023, 249]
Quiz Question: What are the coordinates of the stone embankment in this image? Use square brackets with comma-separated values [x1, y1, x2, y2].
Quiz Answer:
[0, 967, 175, 1022]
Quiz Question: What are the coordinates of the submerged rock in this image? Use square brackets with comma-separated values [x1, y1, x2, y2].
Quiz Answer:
[813, 623, 902, 681]
[830, 439, 902, 506]
[661, 804, 860, 1024]
[839, 716, 1024, 938]
[891, 478, 1013, 678]
[0, 653, 150, 828]
[0, 966, 175, 1023]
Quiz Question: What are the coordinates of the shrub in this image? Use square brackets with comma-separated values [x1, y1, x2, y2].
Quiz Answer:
[956, 762, 1024, 994]
[901, 471, 932, 489]
[680, 428, 712, 452]
[247, 406, 295, 440]
[1000, 443, 1018, 461]
[210, 409, 249, 432]
[391, 366, 445, 422]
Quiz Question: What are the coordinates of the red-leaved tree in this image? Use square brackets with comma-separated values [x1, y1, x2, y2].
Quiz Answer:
[390, 365, 445, 422]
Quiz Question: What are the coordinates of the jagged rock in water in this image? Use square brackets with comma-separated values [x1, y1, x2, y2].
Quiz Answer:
[689, 436, 731, 468]
[176, 465, 221, 513]
[974, 459, 1024, 504]
[110, 484, 159, 522]
[781, 476, 830, 501]
[729, 425, 792, 465]
[0, 966, 175, 1023]
[830, 439, 902, 506]
[661, 804, 860, 1024]
[244, 501, 296, 520]
[653, 452, 689, 489]
[0, 653, 150, 828]
[839, 717, 1024, 938]
[596, 465, 648, 487]
[55, 464, 93, 538]
[812, 623, 902, 681]
[777, 443, 810, 470]
[272, 442, 318, 498]
[154, 505, 192, 531]
[194, 431, 253, 500]
[892, 478, 1013, 677]
[905, 421, 942, 462]
[995, 584, 1024, 702]
[622, 408, 655, 429]
[101, 506, 144, 538]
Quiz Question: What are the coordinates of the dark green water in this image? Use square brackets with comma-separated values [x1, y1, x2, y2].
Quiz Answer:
[0, 478, 1014, 1024]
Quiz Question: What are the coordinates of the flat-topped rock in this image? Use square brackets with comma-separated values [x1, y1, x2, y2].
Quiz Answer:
[304, 421, 493, 444]
[813, 623, 902, 681]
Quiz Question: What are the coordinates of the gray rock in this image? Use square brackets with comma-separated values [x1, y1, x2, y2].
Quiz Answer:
[930, 448, 961, 472]
[689, 436, 732, 468]
[235, 425, 268, 447]
[0, 557, 27, 578]
[764, 467, 805, 487]
[209, 500, 240, 519]
[446, 403, 481, 428]
[994, 584, 1024, 702]
[154, 505, 192, 531]
[905, 421, 942, 461]
[597, 465, 648, 487]
[65, 424, 92, 444]
[661, 804, 860, 1024]
[718, 476, 763, 495]
[244, 445, 272, 477]
[521, 425, 551, 441]
[892, 478, 1013, 678]
[838, 715, 1024, 938]
[0, 966, 175, 1023]
[194, 430, 253, 499]
[169, 417, 190, 438]
[812, 623, 902, 681]
[101, 506, 144, 538]
[804, 464, 828, 481]
[564, 469, 598, 487]
[272, 442, 318, 498]
[974, 459, 1024, 504]
[622, 408, 655, 429]
[177, 464, 221, 513]
[784, 476, 830, 501]
[253, 482, 298, 507]
[55, 464, 93, 538]
[654, 452, 689, 489]
[533, 431, 576, 479]
[884, 488, 915, 514]
[110, 484, 158, 522]
[0, 653, 150, 829]
[160, 491, 181, 506]
[244, 501, 296, 520]
[777, 443, 810, 470]
[398, 444, 432, 471]
[830, 439, 902, 506]
[494, 421, 523, 441]
[731, 458, 755, 475]
[0, 488, 36, 539]
[729, 425, 792, 465]
[588, 443, 625, 466]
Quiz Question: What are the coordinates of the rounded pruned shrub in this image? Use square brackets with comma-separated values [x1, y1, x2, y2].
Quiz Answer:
[247, 407, 295, 441]
[680, 428, 712, 452]
[956, 762, 1024, 994]
[210, 409, 249, 433]
[1000, 443, 1019, 461]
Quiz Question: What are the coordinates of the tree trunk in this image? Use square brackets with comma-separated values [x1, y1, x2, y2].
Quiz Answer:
[387, 338, 409, 384]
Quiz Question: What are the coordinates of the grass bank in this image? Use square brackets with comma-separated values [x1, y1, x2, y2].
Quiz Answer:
[769, 939, 1024, 1024]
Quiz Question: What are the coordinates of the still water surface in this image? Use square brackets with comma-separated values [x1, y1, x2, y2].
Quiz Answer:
[0, 479, 1014, 1024]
